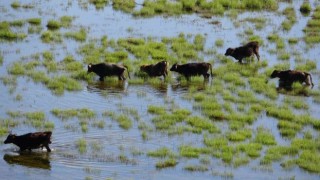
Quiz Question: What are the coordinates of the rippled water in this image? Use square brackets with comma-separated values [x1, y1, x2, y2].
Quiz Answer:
[1, 0, 320, 180]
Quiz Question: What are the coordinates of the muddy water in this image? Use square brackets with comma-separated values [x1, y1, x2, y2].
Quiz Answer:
[1, 0, 320, 180]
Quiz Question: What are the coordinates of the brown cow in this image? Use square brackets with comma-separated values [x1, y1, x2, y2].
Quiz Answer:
[87, 63, 130, 81]
[225, 41, 260, 63]
[140, 61, 168, 78]
[270, 70, 314, 89]
[170, 62, 213, 80]
[4, 131, 52, 152]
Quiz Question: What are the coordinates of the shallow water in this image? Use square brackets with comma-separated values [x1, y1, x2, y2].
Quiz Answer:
[1, 0, 320, 180]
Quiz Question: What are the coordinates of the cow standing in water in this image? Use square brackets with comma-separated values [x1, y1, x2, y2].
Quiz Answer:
[225, 41, 260, 63]
[269, 70, 314, 89]
[87, 63, 130, 81]
[4, 131, 52, 152]
[170, 62, 213, 80]
[140, 61, 168, 78]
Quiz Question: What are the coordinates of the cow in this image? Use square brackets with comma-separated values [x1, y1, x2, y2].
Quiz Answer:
[270, 70, 314, 89]
[4, 131, 52, 152]
[170, 62, 213, 80]
[225, 41, 260, 63]
[87, 63, 130, 81]
[140, 60, 168, 78]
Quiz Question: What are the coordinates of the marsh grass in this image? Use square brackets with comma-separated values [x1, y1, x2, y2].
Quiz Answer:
[41, 31, 62, 43]
[184, 164, 208, 172]
[227, 129, 251, 142]
[300, 2, 311, 14]
[65, 28, 87, 41]
[233, 156, 250, 168]
[215, 39, 224, 47]
[11, 1, 21, 8]
[51, 108, 96, 120]
[282, 6, 296, 31]
[297, 150, 320, 173]
[111, 114, 132, 130]
[46, 75, 82, 95]
[156, 158, 178, 169]
[133, 0, 277, 17]
[0, 22, 27, 41]
[147, 147, 175, 158]
[186, 116, 219, 133]
[254, 127, 276, 145]
[89, 0, 108, 9]
[46, 20, 61, 30]
[76, 138, 87, 154]
[304, 6, 320, 43]
[27, 18, 41, 25]
[261, 146, 298, 165]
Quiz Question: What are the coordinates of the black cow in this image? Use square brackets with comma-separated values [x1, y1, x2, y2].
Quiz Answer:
[170, 62, 213, 80]
[225, 41, 260, 63]
[87, 63, 130, 81]
[140, 61, 168, 78]
[270, 70, 314, 89]
[4, 131, 52, 152]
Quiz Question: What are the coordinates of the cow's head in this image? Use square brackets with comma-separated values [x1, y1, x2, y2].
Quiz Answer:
[224, 48, 234, 56]
[4, 133, 16, 144]
[170, 63, 178, 72]
[270, 70, 280, 78]
[140, 65, 147, 72]
[87, 63, 93, 73]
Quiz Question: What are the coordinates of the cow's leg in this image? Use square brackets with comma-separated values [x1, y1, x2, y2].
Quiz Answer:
[119, 74, 125, 81]
[45, 145, 51, 152]
[185, 75, 190, 81]
[203, 73, 210, 79]
[254, 47, 260, 61]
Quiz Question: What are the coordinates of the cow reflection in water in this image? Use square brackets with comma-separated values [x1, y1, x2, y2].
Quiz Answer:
[3, 152, 51, 170]
[171, 79, 209, 92]
[87, 80, 127, 93]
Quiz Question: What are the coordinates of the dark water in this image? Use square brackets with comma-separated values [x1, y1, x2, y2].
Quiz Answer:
[1, 0, 320, 180]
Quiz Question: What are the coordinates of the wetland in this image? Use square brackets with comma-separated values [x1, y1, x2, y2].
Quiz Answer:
[0, 0, 320, 180]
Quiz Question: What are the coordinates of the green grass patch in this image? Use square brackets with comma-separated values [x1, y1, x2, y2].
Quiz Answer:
[65, 28, 87, 41]
[147, 147, 175, 158]
[46, 20, 61, 30]
[27, 18, 41, 25]
[51, 108, 96, 120]
[300, 2, 311, 14]
[254, 127, 276, 145]
[297, 150, 320, 173]
[227, 129, 252, 142]
[76, 138, 87, 154]
[156, 159, 178, 169]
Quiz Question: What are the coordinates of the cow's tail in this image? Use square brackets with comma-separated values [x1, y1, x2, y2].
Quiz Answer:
[306, 72, 314, 88]
[209, 63, 213, 78]
[124, 65, 131, 79]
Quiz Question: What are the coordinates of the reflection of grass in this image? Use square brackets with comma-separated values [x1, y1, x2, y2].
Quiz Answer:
[184, 164, 208, 172]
